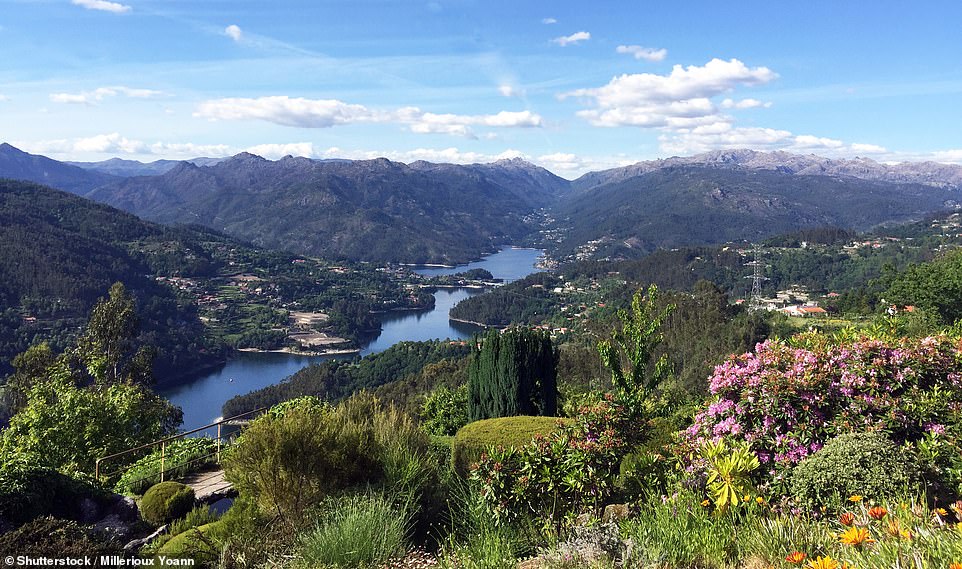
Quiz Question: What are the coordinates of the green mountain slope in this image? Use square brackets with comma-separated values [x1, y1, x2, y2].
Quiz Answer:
[0, 178, 225, 380]
[552, 166, 960, 260]
[88, 154, 569, 264]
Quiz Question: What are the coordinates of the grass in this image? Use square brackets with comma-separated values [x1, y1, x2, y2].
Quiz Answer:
[297, 492, 409, 569]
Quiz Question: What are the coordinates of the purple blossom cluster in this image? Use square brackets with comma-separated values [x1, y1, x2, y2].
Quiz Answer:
[683, 334, 962, 474]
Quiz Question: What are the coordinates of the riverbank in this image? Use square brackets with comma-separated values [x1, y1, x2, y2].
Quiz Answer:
[448, 316, 502, 329]
[237, 346, 360, 356]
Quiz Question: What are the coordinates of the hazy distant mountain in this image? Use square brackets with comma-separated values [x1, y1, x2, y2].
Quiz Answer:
[66, 156, 226, 177]
[554, 166, 961, 259]
[0, 143, 117, 194]
[89, 153, 570, 263]
[573, 149, 962, 191]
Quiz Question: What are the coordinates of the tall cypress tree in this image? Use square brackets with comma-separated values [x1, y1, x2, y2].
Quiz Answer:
[467, 327, 557, 421]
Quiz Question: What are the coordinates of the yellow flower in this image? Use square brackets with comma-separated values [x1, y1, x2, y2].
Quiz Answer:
[744, 494, 751, 502]
[848, 495, 863, 503]
[806, 556, 840, 569]
[839, 526, 875, 547]
[756, 496, 765, 505]
[935, 508, 949, 517]
[701, 499, 710, 507]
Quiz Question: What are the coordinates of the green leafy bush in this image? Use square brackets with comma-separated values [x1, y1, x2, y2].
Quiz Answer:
[472, 399, 636, 532]
[114, 437, 218, 495]
[790, 432, 921, 511]
[0, 516, 119, 557]
[140, 481, 195, 525]
[298, 493, 408, 568]
[421, 384, 469, 436]
[222, 396, 379, 524]
[143, 505, 220, 555]
[451, 416, 566, 477]
[224, 392, 441, 530]
[0, 456, 109, 524]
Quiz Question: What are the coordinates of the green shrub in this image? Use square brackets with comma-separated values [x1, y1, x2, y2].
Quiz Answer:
[156, 498, 284, 569]
[298, 493, 408, 568]
[0, 516, 119, 557]
[114, 437, 218, 495]
[222, 396, 379, 524]
[790, 432, 921, 511]
[421, 384, 469, 436]
[155, 520, 223, 567]
[451, 416, 566, 477]
[140, 481, 195, 525]
[144, 505, 221, 554]
[0, 456, 109, 524]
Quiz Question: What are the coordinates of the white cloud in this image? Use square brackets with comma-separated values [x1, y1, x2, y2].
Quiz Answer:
[0, 94, 9, 102]
[224, 24, 243, 42]
[563, 58, 777, 128]
[71, 0, 131, 13]
[850, 143, 888, 154]
[793, 134, 844, 149]
[552, 31, 590, 46]
[657, 123, 896, 160]
[615, 45, 667, 62]
[49, 86, 163, 105]
[22, 133, 145, 155]
[498, 84, 524, 98]
[195, 96, 381, 128]
[194, 96, 543, 138]
[245, 142, 316, 159]
[930, 149, 962, 163]
[148, 142, 233, 157]
[720, 97, 770, 109]
[542, 17, 557, 24]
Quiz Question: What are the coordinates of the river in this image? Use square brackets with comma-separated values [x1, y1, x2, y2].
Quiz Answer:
[159, 247, 543, 430]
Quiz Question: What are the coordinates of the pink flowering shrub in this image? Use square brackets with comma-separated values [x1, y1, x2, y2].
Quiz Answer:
[682, 334, 962, 490]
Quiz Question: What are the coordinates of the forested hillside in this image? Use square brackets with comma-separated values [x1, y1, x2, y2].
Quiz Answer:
[0, 178, 225, 379]
[87, 154, 568, 264]
[551, 166, 960, 260]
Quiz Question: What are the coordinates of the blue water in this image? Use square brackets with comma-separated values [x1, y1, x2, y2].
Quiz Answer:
[159, 247, 543, 430]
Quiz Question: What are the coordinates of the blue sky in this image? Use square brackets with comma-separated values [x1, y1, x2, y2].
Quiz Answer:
[1, 0, 960, 177]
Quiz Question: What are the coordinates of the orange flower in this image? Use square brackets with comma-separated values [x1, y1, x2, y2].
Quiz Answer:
[839, 526, 875, 547]
[868, 506, 887, 520]
[806, 556, 840, 569]
[949, 563, 962, 569]
[701, 499, 711, 507]
[785, 551, 807, 564]
[839, 512, 855, 526]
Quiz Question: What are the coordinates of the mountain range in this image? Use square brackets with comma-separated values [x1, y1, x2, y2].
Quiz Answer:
[2, 143, 962, 263]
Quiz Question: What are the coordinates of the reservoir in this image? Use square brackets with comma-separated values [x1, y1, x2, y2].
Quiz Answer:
[159, 247, 543, 430]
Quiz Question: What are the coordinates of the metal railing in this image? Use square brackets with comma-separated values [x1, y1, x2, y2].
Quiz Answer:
[95, 407, 266, 490]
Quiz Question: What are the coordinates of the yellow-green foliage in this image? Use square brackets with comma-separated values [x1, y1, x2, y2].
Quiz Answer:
[139, 481, 194, 526]
[451, 416, 567, 477]
[155, 520, 224, 565]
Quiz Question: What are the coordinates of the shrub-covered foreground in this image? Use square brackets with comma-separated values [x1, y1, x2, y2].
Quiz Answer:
[125, 326, 962, 569]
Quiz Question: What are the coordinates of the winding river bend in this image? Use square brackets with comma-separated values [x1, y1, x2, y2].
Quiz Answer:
[159, 247, 543, 430]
